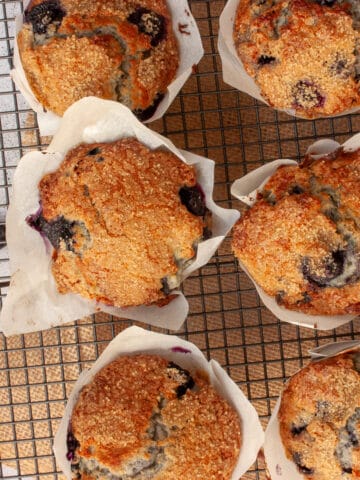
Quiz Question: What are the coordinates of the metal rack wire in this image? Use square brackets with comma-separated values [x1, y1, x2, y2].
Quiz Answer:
[1, 1, 360, 479]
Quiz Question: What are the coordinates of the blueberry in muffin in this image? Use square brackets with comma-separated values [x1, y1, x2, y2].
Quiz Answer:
[67, 354, 242, 479]
[279, 347, 360, 479]
[232, 145, 360, 316]
[233, 0, 360, 118]
[27, 138, 211, 308]
[17, 0, 179, 120]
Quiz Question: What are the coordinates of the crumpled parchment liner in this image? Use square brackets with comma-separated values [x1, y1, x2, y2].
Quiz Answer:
[218, 0, 360, 119]
[0, 97, 240, 336]
[231, 132, 360, 330]
[264, 340, 360, 480]
[53, 326, 265, 480]
[11, 0, 204, 137]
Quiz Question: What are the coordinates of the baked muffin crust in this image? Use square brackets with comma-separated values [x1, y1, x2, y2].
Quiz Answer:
[68, 354, 241, 479]
[232, 146, 360, 315]
[18, 0, 179, 119]
[279, 348, 360, 479]
[233, 0, 360, 118]
[29, 138, 209, 307]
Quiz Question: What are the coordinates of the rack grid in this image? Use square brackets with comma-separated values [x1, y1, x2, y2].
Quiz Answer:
[1, 1, 360, 479]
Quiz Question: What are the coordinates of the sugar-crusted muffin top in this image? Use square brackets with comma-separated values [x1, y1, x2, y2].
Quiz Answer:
[18, 0, 179, 118]
[29, 138, 209, 308]
[232, 146, 360, 316]
[68, 354, 241, 480]
[278, 348, 360, 479]
[233, 0, 360, 118]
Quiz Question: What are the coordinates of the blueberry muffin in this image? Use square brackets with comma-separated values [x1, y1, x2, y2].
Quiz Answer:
[66, 354, 241, 479]
[232, 146, 360, 316]
[233, 0, 360, 118]
[27, 138, 211, 308]
[17, 0, 179, 120]
[278, 348, 360, 479]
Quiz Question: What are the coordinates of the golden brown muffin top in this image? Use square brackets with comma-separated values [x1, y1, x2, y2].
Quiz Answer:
[278, 348, 360, 479]
[233, 0, 360, 118]
[32, 138, 208, 307]
[69, 354, 241, 479]
[18, 0, 179, 118]
[232, 146, 360, 315]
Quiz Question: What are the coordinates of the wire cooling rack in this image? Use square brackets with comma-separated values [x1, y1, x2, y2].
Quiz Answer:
[1, 1, 360, 479]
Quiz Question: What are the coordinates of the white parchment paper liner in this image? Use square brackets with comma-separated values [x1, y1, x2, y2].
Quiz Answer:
[11, 0, 204, 137]
[218, 0, 360, 119]
[0, 97, 240, 336]
[231, 132, 360, 330]
[53, 326, 265, 480]
[264, 340, 360, 480]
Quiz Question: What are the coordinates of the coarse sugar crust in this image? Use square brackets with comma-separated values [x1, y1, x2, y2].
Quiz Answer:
[278, 348, 360, 479]
[70, 354, 242, 479]
[233, 0, 360, 118]
[17, 0, 179, 117]
[232, 146, 360, 316]
[37, 138, 206, 308]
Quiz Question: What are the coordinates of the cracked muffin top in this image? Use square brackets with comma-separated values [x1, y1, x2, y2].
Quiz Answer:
[232, 146, 360, 316]
[278, 348, 360, 479]
[67, 354, 241, 480]
[28, 138, 210, 308]
[17, 0, 179, 119]
[233, 0, 360, 118]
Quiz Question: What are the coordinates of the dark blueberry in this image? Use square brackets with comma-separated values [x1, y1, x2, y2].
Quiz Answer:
[161, 277, 171, 296]
[167, 362, 195, 398]
[66, 432, 79, 452]
[263, 190, 277, 205]
[257, 55, 276, 66]
[202, 226, 212, 240]
[343, 467, 353, 474]
[346, 408, 360, 446]
[301, 249, 347, 288]
[275, 290, 286, 304]
[133, 92, 165, 121]
[328, 56, 352, 79]
[25, 0, 65, 35]
[127, 8, 166, 47]
[293, 453, 314, 475]
[315, 0, 337, 5]
[66, 431, 80, 463]
[179, 185, 206, 217]
[292, 80, 325, 109]
[87, 147, 101, 156]
[291, 422, 307, 436]
[302, 292, 312, 304]
[289, 185, 304, 194]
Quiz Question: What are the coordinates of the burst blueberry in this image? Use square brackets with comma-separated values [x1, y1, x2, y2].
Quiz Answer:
[292, 80, 325, 109]
[179, 185, 206, 217]
[302, 249, 346, 287]
[293, 453, 314, 475]
[161, 277, 171, 296]
[25, 0, 65, 35]
[127, 8, 166, 47]
[133, 93, 164, 121]
[257, 55, 276, 66]
[167, 362, 195, 398]
[291, 423, 308, 436]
